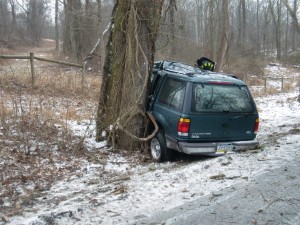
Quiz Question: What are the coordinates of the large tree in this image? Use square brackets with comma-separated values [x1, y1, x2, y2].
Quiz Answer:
[96, 0, 163, 150]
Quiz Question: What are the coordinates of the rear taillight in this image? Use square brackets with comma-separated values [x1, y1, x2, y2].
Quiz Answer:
[178, 118, 190, 136]
[254, 118, 259, 134]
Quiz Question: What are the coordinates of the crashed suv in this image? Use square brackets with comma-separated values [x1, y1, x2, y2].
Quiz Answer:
[148, 61, 259, 162]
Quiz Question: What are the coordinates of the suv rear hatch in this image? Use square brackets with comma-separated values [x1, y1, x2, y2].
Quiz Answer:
[186, 82, 258, 141]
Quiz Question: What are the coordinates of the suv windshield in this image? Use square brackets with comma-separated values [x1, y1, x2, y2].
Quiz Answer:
[192, 84, 253, 113]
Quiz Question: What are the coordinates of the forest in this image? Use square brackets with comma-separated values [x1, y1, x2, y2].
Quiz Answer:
[0, 0, 299, 66]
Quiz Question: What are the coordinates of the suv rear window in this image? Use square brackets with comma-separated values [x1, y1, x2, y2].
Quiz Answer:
[192, 84, 253, 112]
[158, 77, 186, 111]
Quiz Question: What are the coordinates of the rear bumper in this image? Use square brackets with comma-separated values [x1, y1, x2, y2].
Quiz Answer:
[165, 134, 259, 155]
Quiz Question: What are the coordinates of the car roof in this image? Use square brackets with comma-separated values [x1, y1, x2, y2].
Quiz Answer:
[154, 60, 247, 86]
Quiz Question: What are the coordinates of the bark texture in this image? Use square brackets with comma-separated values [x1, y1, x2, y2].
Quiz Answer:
[96, 0, 163, 151]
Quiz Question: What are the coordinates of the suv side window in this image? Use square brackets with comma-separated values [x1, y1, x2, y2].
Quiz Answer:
[158, 77, 186, 111]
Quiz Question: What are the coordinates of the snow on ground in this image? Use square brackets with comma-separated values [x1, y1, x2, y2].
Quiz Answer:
[5, 81, 300, 224]
[265, 63, 289, 77]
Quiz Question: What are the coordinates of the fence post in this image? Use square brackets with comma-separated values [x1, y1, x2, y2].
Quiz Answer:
[281, 77, 284, 91]
[264, 77, 267, 93]
[30, 53, 35, 87]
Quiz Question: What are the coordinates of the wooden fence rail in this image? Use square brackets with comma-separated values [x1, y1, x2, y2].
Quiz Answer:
[0, 53, 83, 88]
[263, 76, 296, 92]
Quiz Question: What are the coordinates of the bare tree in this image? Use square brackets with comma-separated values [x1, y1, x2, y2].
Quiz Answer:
[269, 0, 283, 60]
[1, 0, 49, 46]
[241, 0, 247, 48]
[256, 0, 261, 52]
[262, 3, 271, 53]
[0, 0, 9, 42]
[194, 0, 202, 45]
[283, 0, 300, 35]
[96, 0, 163, 150]
[285, 5, 289, 54]
[215, 0, 229, 72]
[63, 0, 82, 61]
[208, 0, 216, 59]
[83, 0, 104, 71]
[55, 0, 59, 50]
[168, 0, 177, 55]
[26, 0, 48, 45]
[62, 0, 104, 63]
[9, 0, 17, 41]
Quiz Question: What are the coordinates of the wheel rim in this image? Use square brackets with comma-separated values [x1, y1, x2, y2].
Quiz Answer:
[150, 138, 161, 160]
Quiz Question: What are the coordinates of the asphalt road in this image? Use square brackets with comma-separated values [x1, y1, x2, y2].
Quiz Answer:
[133, 157, 300, 225]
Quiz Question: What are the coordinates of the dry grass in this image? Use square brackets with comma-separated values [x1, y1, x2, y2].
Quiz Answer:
[0, 60, 106, 218]
[244, 76, 265, 86]
[0, 62, 101, 99]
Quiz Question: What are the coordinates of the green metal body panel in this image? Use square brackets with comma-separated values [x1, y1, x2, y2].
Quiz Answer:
[148, 61, 259, 153]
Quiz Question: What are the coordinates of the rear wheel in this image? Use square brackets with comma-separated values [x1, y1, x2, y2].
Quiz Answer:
[150, 130, 173, 162]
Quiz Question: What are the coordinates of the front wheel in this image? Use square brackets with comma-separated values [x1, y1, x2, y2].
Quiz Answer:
[150, 131, 173, 162]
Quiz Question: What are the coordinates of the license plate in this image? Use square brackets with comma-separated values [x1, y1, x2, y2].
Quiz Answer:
[216, 144, 233, 153]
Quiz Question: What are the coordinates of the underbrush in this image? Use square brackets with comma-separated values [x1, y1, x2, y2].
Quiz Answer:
[0, 58, 149, 220]
[0, 64, 106, 218]
[0, 62, 101, 101]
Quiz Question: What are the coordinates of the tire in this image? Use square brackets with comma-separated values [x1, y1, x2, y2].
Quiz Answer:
[150, 130, 173, 162]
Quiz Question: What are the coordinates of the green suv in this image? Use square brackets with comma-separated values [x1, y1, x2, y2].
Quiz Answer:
[148, 61, 259, 162]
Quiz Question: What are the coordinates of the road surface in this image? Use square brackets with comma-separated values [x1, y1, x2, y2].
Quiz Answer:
[133, 152, 300, 225]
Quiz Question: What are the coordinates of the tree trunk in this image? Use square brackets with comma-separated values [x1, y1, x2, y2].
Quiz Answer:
[283, 0, 300, 36]
[84, 0, 103, 71]
[169, 0, 176, 55]
[55, 0, 59, 51]
[256, 0, 260, 52]
[208, 0, 215, 60]
[269, 0, 282, 60]
[291, 0, 297, 50]
[97, 0, 102, 70]
[96, 0, 163, 151]
[241, 0, 246, 49]
[9, 0, 17, 41]
[63, 0, 83, 62]
[285, 7, 289, 55]
[237, 0, 246, 51]
[262, 5, 271, 54]
[215, 0, 229, 72]
[195, 0, 201, 45]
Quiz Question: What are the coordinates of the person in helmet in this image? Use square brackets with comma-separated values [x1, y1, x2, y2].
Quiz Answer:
[196, 57, 215, 71]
